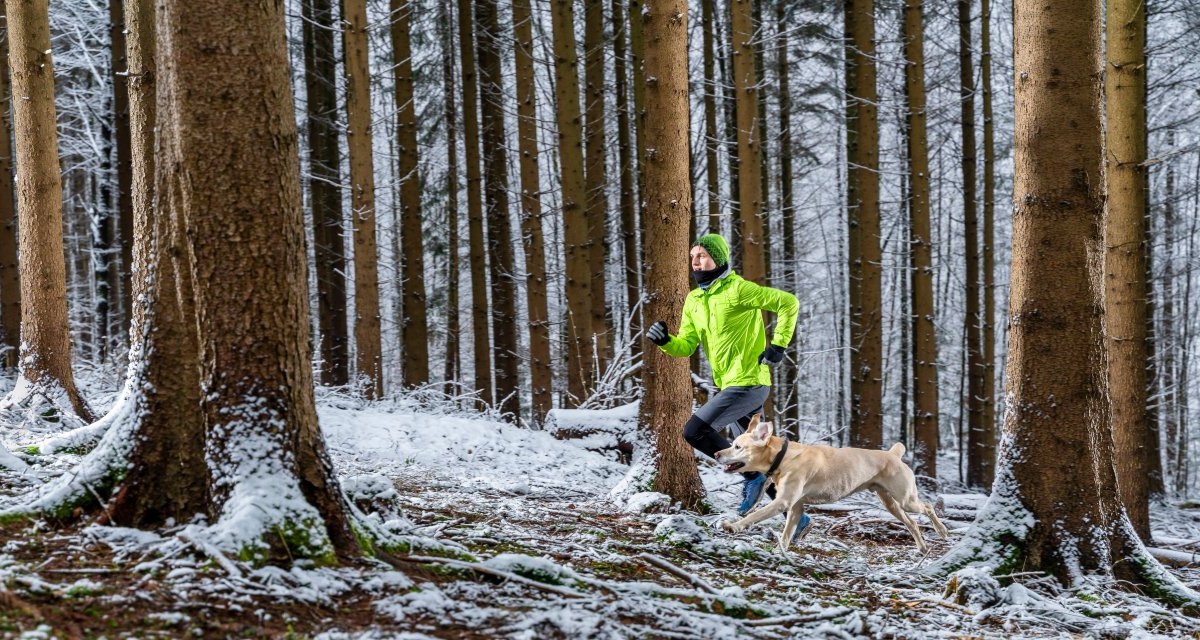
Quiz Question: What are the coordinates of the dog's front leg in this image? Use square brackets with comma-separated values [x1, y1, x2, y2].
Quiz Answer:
[721, 495, 792, 533]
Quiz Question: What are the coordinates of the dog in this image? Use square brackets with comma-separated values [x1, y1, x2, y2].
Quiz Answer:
[715, 416, 949, 554]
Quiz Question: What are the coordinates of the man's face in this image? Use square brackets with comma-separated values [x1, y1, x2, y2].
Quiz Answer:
[690, 246, 717, 271]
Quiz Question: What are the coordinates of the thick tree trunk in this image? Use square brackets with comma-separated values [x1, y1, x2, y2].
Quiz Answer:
[551, 0, 593, 406]
[845, 0, 881, 448]
[702, 0, 719, 232]
[640, 0, 704, 511]
[3, 0, 93, 423]
[441, 1, 461, 394]
[0, 10, 18, 369]
[391, 0, 429, 388]
[341, 0, 383, 398]
[161, 0, 360, 561]
[980, 0, 997, 487]
[731, 0, 764, 286]
[457, 0, 492, 408]
[514, 0, 553, 423]
[1105, 0, 1151, 541]
[960, 0, 988, 488]
[302, 0, 349, 387]
[903, 0, 938, 482]
[475, 0, 520, 418]
[613, 0, 640, 358]
[584, 0, 609, 372]
[936, 0, 1196, 606]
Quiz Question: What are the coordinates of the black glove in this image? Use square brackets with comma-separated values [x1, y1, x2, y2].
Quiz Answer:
[758, 343, 786, 365]
[646, 321, 671, 346]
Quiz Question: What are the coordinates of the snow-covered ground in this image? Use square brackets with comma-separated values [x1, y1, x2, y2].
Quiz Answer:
[2, 386, 1200, 638]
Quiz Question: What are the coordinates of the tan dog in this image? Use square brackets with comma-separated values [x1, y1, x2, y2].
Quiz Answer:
[715, 416, 949, 554]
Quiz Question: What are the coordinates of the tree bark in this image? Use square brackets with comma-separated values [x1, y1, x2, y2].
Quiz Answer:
[302, 0, 349, 387]
[457, 0, 492, 408]
[391, 0, 429, 388]
[702, 0, 719, 232]
[475, 0, 520, 418]
[1105, 0, 1151, 541]
[776, 0, 798, 428]
[640, 0, 704, 511]
[0, 9, 18, 369]
[3, 0, 93, 423]
[903, 0, 938, 482]
[341, 0, 383, 398]
[584, 0, 609, 372]
[441, 0, 461, 394]
[981, 0, 997, 489]
[514, 0, 553, 423]
[160, 0, 360, 561]
[937, 0, 1196, 606]
[731, 0, 764, 286]
[613, 0, 640, 359]
[551, 0, 594, 405]
[845, 0, 881, 448]
[1161, 135, 1179, 495]
[108, 0, 132, 351]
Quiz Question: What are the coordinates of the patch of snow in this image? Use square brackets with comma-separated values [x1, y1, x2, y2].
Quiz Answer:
[654, 514, 710, 546]
[624, 491, 670, 514]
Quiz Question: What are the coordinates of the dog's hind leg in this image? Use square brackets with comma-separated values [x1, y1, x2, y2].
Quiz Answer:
[892, 490, 950, 540]
[875, 490, 928, 554]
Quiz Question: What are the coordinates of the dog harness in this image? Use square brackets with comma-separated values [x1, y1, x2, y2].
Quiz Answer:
[765, 438, 789, 480]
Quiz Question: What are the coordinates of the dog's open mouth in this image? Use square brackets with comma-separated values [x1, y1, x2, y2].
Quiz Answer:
[723, 462, 745, 473]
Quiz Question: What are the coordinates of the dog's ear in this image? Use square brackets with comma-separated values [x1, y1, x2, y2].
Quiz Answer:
[752, 416, 773, 442]
[746, 414, 760, 433]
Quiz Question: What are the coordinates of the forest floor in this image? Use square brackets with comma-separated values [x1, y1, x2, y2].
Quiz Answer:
[2, 382, 1200, 638]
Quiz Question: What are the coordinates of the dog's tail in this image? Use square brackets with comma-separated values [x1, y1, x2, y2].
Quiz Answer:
[887, 442, 905, 457]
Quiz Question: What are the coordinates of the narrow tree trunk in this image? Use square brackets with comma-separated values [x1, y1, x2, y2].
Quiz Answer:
[980, 0, 997, 492]
[845, 0, 881, 448]
[302, 0, 349, 387]
[0, 10, 18, 369]
[441, 1, 461, 394]
[936, 0, 1195, 606]
[960, 0, 987, 488]
[613, 0, 640, 357]
[551, 0, 594, 405]
[776, 0, 799, 428]
[110, 0, 133, 348]
[391, 0, 429, 387]
[721, 0, 740, 261]
[903, 0, 938, 483]
[514, 0, 553, 423]
[629, 0, 646, 211]
[1145, 208, 1164, 497]
[475, 0, 520, 418]
[753, 0, 771, 281]
[457, 0, 492, 407]
[1162, 138, 1179, 493]
[1105, 0, 1151, 540]
[341, 0, 383, 398]
[584, 0, 609, 372]
[702, 0, 719, 232]
[640, 0, 704, 510]
[732, 0, 765, 285]
[2, 0, 94, 423]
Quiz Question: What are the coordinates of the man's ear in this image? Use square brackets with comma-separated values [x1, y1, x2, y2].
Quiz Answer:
[752, 416, 773, 441]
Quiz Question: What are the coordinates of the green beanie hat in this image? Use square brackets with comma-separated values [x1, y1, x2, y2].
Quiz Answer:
[693, 233, 730, 267]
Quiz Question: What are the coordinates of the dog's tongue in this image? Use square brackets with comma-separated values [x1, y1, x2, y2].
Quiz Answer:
[723, 462, 745, 473]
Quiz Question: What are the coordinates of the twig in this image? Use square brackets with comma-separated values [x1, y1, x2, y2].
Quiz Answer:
[42, 568, 120, 575]
[908, 597, 976, 615]
[177, 532, 243, 579]
[637, 553, 719, 595]
[407, 554, 585, 598]
[746, 606, 854, 627]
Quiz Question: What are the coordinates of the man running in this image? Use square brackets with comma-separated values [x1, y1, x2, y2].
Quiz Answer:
[646, 233, 800, 519]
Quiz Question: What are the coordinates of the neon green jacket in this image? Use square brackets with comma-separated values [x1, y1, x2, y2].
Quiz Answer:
[659, 271, 799, 389]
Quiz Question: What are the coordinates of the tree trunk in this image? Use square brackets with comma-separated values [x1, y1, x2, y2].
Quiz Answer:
[640, 0, 704, 511]
[341, 0, 383, 398]
[391, 0, 429, 388]
[1145, 207, 1164, 497]
[721, 1, 739, 261]
[2, 0, 94, 423]
[584, 0, 609, 372]
[161, 0, 360, 561]
[1105, 0, 1151, 541]
[980, 0, 997, 489]
[0, 9, 18, 369]
[457, 0, 492, 408]
[108, 0, 132, 351]
[514, 0, 553, 423]
[776, 0, 798, 429]
[629, 0, 646, 213]
[302, 0, 349, 387]
[1162, 137, 1179, 494]
[903, 0, 938, 483]
[475, 0, 519, 418]
[731, 0, 764, 286]
[936, 0, 1196, 606]
[702, 0, 719, 232]
[613, 0, 640, 359]
[441, 0, 461, 395]
[960, 0, 987, 488]
[845, 0, 881, 448]
[551, 0, 593, 406]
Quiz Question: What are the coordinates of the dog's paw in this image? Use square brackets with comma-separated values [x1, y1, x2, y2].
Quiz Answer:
[719, 519, 741, 534]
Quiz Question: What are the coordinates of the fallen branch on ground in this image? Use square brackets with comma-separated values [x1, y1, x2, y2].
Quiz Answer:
[407, 554, 586, 598]
[637, 553, 719, 595]
[746, 606, 854, 627]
